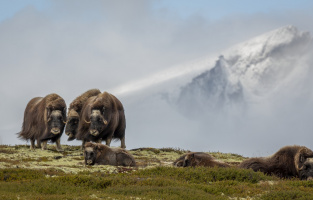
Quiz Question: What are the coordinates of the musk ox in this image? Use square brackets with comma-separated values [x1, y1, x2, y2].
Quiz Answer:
[65, 89, 101, 141]
[76, 91, 126, 148]
[18, 93, 67, 151]
[239, 145, 313, 180]
[84, 142, 136, 166]
[173, 152, 230, 168]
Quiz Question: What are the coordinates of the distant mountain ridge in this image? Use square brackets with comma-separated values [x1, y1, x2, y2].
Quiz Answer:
[176, 25, 312, 117]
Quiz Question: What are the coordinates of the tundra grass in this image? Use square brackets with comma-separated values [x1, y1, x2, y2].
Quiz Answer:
[0, 167, 265, 199]
[2, 167, 313, 199]
[1, 145, 313, 199]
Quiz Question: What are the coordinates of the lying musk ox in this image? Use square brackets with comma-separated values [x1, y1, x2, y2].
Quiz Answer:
[239, 145, 313, 180]
[76, 91, 126, 148]
[173, 152, 230, 168]
[18, 93, 67, 151]
[84, 142, 136, 166]
[65, 89, 101, 141]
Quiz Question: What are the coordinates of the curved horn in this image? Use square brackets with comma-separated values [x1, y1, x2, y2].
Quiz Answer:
[84, 119, 91, 124]
[103, 119, 108, 125]
[46, 107, 51, 121]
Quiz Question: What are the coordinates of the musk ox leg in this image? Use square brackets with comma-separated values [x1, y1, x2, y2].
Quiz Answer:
[106, 137, 112, 147]
[36, 140, 42, 148]
[30, 139, 35, 150]
[120, 136, 126, 149]
[55, 138, 63, 152]
[97, 138, 102, 144]
[81, 140, 86, 150]
[41, 140, 48, 150]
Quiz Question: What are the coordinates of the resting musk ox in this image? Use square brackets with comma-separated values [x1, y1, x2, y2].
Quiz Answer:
[239, 145, 313, 180]
[84, 142, 136, 166]
[76, 91, 126, 148]
[173, 152, 230, 168]
[65, 89, 101, 141]
[18, 93, 67, 151]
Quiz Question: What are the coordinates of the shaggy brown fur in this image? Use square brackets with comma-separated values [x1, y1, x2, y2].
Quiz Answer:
[76, 91, 126, 148]
[18, 93, 67, 151]
[68, 89, 101, 114]
[65, 89, 101, 141]
[173, 152, 230, 168]
[239, 145, 313, 180]
[84, 142, 136, 166]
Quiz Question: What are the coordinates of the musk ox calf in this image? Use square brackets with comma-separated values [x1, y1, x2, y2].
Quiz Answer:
[76, 91, 126, 148]
[239, 145, 313, 180]
[65, 89, 101, 141]
[173, 152, 230, 168]
[18, 93, 67, 151]
[84, 142, 136, 166]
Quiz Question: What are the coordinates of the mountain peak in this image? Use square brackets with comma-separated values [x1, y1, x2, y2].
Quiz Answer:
[175, 25, 312, 117]
[225, 25, 311, 62]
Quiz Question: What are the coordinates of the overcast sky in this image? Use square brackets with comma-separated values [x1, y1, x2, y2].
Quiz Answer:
[1, 0, 313, 156]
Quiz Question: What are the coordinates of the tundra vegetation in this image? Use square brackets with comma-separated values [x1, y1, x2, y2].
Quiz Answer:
[1, 145, 313, 199]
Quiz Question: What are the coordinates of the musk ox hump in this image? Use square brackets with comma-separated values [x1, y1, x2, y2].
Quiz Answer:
[69, 89, 101, 113]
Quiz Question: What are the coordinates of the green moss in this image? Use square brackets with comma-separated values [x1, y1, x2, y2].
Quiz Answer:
[0, 146, 17, 154]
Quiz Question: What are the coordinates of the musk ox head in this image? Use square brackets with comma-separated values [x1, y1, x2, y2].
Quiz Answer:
[296, 147, 313, 180]
[183, 153, 196, 167]
[85, 106, 108, 137]
[299, 158, 313, 180]
[65, 109, 79, 141]
[84, 142, 98, 165]
[46, 107, 66, 136]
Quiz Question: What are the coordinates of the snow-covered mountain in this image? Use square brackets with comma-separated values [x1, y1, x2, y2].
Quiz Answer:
[98, 25, 313, 156]
[175, 25, 312, 117]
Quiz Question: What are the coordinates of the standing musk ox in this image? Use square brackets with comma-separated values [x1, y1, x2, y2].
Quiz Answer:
[239, 145, 313, 180]
[84, 142, 136, 166]
[65, 89, 101, 141]
[173, 152, 230, 168]
[76, 91, 126, 148]
[18, 93, 67, 151]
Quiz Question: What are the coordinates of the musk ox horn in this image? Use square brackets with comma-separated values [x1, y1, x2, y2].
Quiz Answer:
[84, 119, 91, 124]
